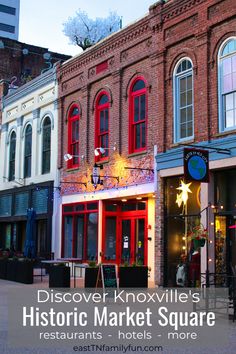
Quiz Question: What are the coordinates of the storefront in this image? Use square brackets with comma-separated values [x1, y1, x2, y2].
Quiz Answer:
[0, 182, 54, 258]
[214, 169, 236, 275]
[164, 176, 201, 286]
[60, 186, 155, 284]
[156, 138, 236, 287]
[61, 199, 148, 265]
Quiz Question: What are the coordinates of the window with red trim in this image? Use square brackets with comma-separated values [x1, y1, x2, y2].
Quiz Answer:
[95, 93, 109, 161]
[129, 79, 147, 153]
[62, 202, 98, 260]
[68, 105, 80, 168]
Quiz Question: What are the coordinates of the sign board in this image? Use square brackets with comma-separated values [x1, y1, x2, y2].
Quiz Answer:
[184, 148, 209, 183]
[96, 264, 118, 289]
[101, 264, 118, 289]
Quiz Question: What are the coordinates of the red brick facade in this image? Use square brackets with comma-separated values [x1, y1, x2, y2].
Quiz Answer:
[57, 0, 236, 285]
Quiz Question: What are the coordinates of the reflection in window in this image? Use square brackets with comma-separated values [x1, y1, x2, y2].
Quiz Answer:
[105, 217, 116, 260]
[174, 59, 194, 142]
[87, 213, 98, 260]
[24, 125, 32, 178]
[129, 78, 147, 153]
[219, 38, 236, 131]
[64, 216, 73, 258]
[62, 203, 98, 260]
[42, 117, 51, 174]
[95, 93, 109, 160]
[68, 105, 80, 168]
[9, 131, 16, 181]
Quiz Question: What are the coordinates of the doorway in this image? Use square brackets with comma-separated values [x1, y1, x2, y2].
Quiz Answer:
[215, 215, 236, 275]
[103, 200, 147, 265]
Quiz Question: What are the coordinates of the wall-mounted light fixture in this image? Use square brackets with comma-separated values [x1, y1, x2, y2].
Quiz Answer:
[94, 145, 116, 156]
[64, 153, 84, 162]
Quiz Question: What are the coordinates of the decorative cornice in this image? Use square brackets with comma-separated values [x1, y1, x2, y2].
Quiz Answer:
[60, 20, 150, 81]
[161, 0, 206, 23]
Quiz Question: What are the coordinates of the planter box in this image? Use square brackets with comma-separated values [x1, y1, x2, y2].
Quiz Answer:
[119, 266, 148, 288]
[84, 268, 99, 288]
[16, 261, 33, 284]
[49, 266, 70, 288]
[0, 258, 7, 279]
[6, 259, 18, 281]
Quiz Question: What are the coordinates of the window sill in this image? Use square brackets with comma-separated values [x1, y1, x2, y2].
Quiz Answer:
[169, 139, 195, 149]
[213, 130, 236, 138]
[128, 150, 147, 158]
[65, 167, 80, 173]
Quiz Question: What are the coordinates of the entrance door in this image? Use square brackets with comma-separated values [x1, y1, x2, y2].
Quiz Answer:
[120, 217, 146, 265]
[215, 215, 236, 275]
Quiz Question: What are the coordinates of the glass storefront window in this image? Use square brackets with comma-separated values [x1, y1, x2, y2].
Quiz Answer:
[87, 213, 98, 260]
[64, 216, 73, 258]
[62, 202, 98, 260]
[75, 215, 84, 259]
[0, 195, 12, 217]
[32, 189, 48, 214]
[165, 177, 200, 286]
[104, 217, 116, 260]
[14, 192, 29, 216]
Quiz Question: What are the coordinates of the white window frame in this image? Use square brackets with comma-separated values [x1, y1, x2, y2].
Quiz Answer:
[173, 57, 194, 143]
[218, 37, 236, 132]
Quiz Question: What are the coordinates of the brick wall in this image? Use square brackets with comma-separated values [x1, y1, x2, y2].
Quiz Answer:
[57, 0, 236, 285]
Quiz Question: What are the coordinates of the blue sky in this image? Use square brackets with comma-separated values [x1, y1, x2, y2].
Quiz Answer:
[19, 0, 154, 56]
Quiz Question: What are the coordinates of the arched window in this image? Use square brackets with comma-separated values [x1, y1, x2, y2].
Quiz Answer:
[95, 93, 109, 160]
[9, 131, 16, 181]
[68, 105, 80, 168]
[218, 38, 236, 131]
[174, 58, 194, 142]
[24, 125, 32, 178]
[129, 78, 147, 153]
[42, 117, 51, 174]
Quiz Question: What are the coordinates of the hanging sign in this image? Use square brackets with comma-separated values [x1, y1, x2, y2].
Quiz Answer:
[184, 148, 209, 183]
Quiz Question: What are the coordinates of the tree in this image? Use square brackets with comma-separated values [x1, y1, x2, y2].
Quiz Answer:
[63, 10, 121, 51]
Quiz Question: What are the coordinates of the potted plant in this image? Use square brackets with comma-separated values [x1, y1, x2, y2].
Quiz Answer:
[49, 263, 70, 288]
[84, 261, 99, 288]
[15, 258, 34, 284]
[119, 260, 148, 288]
[187, 224, 208, 250]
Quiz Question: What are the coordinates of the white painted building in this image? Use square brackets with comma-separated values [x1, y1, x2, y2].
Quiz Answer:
[0, 0, 20, 40]
[0, 65, 60, 258]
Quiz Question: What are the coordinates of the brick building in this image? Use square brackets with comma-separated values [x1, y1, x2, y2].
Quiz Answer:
[57, 0, 236, 286]
[0, 36, 70, 92]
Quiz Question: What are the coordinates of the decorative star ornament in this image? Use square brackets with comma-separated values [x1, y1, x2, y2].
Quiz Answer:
[176, 180, 192, 205]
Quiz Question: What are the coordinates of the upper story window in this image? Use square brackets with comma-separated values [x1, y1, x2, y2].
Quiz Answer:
[68, 106, 80, 168]
[24, 125, 32, 178]
[9, 131, 16, 181]
[174, 59, 194, 142]
[129, 78, 147, 153]
[95, 93, 109, 161]
[218, 38, 236, 131]
[42, 117, 51, 174]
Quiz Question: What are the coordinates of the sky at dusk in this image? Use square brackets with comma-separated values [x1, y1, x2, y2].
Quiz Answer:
[19, 0, 155, 56]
